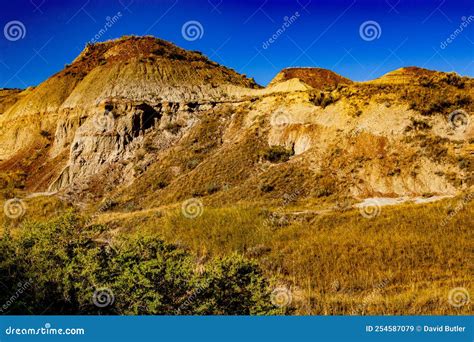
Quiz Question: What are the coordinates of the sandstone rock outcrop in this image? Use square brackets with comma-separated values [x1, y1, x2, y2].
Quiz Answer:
[0, 36, 472, 208]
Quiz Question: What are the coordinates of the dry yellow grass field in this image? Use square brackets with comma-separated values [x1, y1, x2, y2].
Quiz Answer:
[84, 195, 473, 315]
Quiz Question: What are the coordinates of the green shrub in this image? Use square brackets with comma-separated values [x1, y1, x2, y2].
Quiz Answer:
[107, 236, 195, 315]
[422, 99, 452, 116]
[409, 119, 432, 131]
[143, 139, 157, 152]
[310, 91, 339, 108]
[260, 146, 294, 163]
[206, 183, 221, 195]
[186, 158, 201, 170]
[458, 157, 470, 170]
[419, 76, 436, 88]
[0, 213, 280, 315]
[314, 187, 334, 197]
[164, 122, 182, 134]
[442, 73, 465, 89]
[155, 180, 169, 189]
[39, 130, 51, 138]
[260, 184, 275, 193]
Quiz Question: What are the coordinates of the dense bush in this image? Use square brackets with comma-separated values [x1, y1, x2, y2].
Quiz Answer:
[190, 254, 277, 315]
[0, 213, 283, 315]
[409, 93, 471, 116]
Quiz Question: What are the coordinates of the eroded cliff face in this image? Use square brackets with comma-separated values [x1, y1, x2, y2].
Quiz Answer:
[48, 99, 201, 194]
[0, 36, 472, 208]
[0, 36, 258, 159]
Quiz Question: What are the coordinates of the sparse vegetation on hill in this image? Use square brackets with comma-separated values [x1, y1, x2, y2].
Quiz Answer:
[269, 67, 352, 89]
[260, 145, 295, 163]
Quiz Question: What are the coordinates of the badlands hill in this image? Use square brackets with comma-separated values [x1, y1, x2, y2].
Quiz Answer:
[0, 36, 472, 315]
[268, 67, 352, 89]
[0, 36, 472, 209]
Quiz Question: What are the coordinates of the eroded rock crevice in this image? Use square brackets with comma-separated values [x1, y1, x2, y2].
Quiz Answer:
[48, 99, 200, 193]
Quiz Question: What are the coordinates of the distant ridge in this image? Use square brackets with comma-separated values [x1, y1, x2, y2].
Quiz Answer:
[268, 67, 352, 89]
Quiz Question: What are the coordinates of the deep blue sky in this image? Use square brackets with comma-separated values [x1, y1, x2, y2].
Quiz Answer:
[0, 0, 473, 88]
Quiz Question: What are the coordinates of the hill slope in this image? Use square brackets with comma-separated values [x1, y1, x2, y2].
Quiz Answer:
[0, 36, 472, 206]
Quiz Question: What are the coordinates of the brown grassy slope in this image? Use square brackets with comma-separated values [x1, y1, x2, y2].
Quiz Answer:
[91, 195, 473, 315]
[98, 71, 472, 212]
